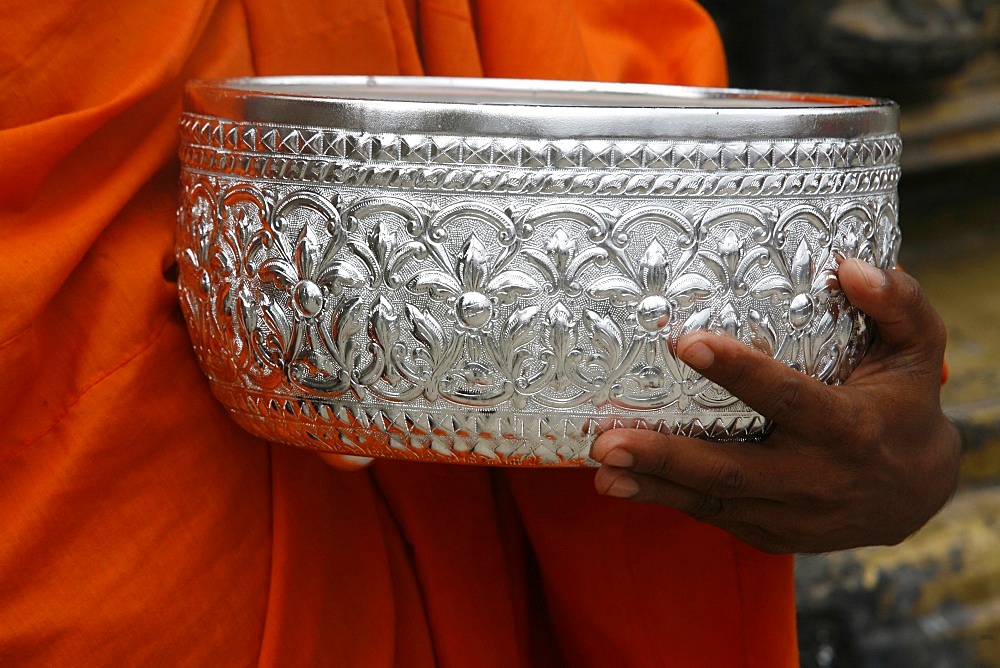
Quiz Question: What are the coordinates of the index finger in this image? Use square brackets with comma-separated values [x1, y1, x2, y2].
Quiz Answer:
[592, 428, 784, 501]
[676, 331, 841, 429]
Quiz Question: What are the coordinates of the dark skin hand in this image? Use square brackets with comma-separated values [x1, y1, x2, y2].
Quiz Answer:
[591, 258, 961, 554]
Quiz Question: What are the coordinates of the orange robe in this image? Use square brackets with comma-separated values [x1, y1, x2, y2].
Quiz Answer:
[0, 1, 796, 665]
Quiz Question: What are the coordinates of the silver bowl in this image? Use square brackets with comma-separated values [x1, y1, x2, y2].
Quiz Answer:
[177, 76, 901, 466]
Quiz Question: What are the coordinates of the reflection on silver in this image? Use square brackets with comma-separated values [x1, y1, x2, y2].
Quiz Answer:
[177, 77, 901, 466]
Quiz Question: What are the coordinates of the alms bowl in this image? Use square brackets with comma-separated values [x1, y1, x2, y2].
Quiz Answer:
[176, 76, 901, 466]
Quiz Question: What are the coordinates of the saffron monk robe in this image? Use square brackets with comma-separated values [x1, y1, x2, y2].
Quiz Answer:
[0, 0, 957, 666]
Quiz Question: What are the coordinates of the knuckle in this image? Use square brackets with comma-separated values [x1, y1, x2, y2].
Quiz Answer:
[888, 269, 927, 315]
[688, 492, 724, 521]
[898, 273, 924, 306]
[898, 298, 948, 363]
[722, 352, 755, 391]
[834, 397, 884, 452]
[704, 459, 748, 498]
[769, 375, 805, 424]
[891, 271, 944, 339]
[644, 449, 678, 480]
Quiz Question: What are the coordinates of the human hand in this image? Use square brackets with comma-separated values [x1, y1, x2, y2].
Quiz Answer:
[591, 259, 961, 554]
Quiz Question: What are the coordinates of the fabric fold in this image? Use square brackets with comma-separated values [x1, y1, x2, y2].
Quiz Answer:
[0, 0, 795, 665]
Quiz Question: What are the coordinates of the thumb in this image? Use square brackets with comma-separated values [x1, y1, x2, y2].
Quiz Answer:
[837, 258, 946, 353]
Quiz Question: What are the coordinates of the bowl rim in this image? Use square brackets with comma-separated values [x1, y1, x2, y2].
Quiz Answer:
[183, 75, 899, 141]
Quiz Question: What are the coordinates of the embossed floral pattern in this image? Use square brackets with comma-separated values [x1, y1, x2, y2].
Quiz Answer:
[751, 237, 836, 332]
[181, 180, 897, 404]
[178, 166, 899, 461]
[408, 234, 536, 334]
[588, 239, 713, 337]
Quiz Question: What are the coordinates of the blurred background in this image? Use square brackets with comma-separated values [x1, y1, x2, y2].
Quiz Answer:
[698, 0, 1000, 665]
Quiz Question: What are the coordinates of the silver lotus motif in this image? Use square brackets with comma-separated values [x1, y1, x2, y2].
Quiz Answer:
[176, 77, 901, 465]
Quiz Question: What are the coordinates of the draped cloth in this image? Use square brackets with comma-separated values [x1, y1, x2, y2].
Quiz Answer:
[0, 1, 796, 665]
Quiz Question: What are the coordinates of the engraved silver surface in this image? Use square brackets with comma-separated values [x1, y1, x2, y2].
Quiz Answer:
[177, 76, 901, 466]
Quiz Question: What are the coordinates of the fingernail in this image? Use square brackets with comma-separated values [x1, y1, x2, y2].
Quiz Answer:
[857, 261, 886, 289]
[680, 341, 715, 370]
[600, 448, 633, 468]
[603, 474, 639, 498]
